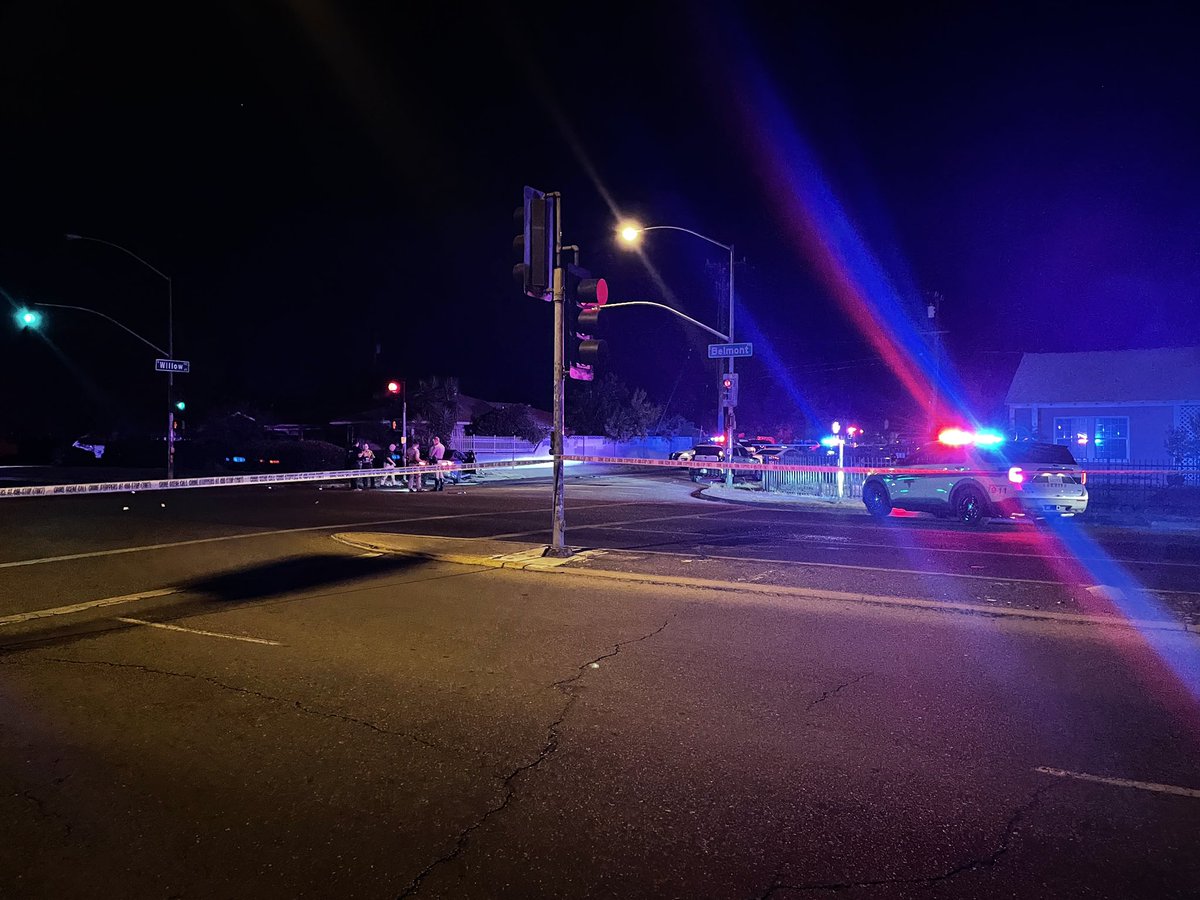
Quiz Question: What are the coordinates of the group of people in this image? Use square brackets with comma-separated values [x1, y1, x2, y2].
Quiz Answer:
[351, 435, 452, 492]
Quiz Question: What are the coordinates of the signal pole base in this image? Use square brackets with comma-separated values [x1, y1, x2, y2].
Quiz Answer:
[542, 545, 575, 559]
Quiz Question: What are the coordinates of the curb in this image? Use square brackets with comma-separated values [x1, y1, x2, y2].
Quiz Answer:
[331, 534, 1199, 635]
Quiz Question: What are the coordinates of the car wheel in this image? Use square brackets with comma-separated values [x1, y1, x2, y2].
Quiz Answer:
[862, 482, 892, 519]
[953, 486, 989, 526]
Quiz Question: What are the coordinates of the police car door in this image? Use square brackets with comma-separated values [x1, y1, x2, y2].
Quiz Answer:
[908, 444, 969, 507]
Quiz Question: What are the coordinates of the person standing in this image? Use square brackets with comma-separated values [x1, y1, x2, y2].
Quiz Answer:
[380, 443, 399, 487]
[406, 440, 422, 492]
[429, 435, 446, 491]
[357, 441, 375, 490]
[347, 440, 362, 490]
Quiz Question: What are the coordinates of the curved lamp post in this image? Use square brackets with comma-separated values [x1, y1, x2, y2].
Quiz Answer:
[65, 233, 177, 478]
[619, 223, 736, 484]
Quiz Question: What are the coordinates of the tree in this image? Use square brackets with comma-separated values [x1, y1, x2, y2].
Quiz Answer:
[605, 387, 662, 441]
[567, 374, 662, 441]
[1165, 410, 1200, 462]
[654, 413, 698, 439]
[408, 376, 460, 443]
[468, 404, 549, 444]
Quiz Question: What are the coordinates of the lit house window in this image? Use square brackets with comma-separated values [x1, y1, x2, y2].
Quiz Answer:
[1094, 417, 1129, 460]
[1052, 416, 1130, 460]
[1053, 417, 1089, 447]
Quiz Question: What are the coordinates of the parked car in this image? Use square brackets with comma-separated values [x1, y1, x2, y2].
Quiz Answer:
[756, 445, 788, 465]
[861, 438, 1088, 525]
[688, 443, 763, 482]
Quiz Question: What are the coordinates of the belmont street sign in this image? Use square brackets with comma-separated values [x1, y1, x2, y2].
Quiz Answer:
[707, 342, 753, 359]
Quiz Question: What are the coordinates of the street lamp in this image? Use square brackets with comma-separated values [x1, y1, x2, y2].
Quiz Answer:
[65, 233, 177, 478]
[619, 222, 737, 483]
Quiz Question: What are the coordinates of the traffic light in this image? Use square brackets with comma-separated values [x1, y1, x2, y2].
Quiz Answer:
[386, 380, 403, 396]
[719, 372, 739, 406]
[174, 400, 186, 412]
[14, 308, 42, 330]
[513, 186, 556, 301]
[565, 263, 608, 381]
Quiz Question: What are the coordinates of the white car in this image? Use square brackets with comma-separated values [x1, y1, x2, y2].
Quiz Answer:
[861, 437, 1088, 525]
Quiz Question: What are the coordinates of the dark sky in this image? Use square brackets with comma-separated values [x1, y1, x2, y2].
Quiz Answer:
[3, 0, 1198, 441]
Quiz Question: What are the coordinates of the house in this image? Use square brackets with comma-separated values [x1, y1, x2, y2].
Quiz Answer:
[1005, 347, 1200, 463]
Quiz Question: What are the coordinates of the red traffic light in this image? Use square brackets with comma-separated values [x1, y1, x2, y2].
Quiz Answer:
[386, 380, 402, 395]
[577, 277, 608, 306]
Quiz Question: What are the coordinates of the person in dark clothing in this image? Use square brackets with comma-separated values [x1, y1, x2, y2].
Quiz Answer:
[355, 440, 375, 489]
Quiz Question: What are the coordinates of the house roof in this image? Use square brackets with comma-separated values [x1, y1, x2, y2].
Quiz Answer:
[1006, 347, 1200, 405]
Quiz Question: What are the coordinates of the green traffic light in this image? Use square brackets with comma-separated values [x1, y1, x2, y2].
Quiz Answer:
[175, 400, 186, 412]
[15, 308, 42, 329]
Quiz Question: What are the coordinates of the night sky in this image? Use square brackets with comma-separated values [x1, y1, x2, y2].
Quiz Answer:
[3, 1, 1198, 444]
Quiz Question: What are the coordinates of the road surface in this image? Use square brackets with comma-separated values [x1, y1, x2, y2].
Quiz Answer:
[2, 473, 1198, 897]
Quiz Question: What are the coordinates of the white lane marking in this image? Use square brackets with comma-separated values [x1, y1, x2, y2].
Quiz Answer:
[1035, 766, 1200, 799]
[484, 509, 730, 540]
[0, 501, 643, 570]
[116, 617, 281, 645]
[573, 545, 1200, 597]
[0, 589, 178, 627]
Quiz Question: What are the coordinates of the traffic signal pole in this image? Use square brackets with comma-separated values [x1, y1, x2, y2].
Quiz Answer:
[167, 276, 175, 479]
[724, 244, 735, 486]
[548, 261, 570, 557]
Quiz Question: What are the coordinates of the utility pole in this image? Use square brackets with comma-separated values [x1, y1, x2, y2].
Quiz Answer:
[925, 291, 945, 437]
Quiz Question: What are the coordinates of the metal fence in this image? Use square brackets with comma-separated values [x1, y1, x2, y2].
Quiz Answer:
[761, 453, 892, 500]
[1082, 460, 1200, 511]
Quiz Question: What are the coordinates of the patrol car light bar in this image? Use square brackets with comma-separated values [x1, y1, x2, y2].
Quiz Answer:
[937, 427, 1006, 447]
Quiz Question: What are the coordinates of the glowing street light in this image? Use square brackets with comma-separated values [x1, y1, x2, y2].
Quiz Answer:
[620, 220, 736, 483]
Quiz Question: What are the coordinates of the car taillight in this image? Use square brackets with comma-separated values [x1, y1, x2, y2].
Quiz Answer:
[1008, 466, 1024, 484]
[1080, 471, 1087, 485]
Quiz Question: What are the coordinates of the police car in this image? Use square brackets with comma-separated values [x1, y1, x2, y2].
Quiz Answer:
[861, 430, 1088, 525]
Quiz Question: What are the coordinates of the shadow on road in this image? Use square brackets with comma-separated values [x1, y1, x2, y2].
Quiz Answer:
[181, 553, 425, 603]
[0, 554, 428, 655]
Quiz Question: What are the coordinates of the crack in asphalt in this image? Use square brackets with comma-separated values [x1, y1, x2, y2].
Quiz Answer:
[33, 657, 460, 757]
[758, 786, 1051, 897]
[19, 788, 72, 838]
[395, 615, 674, 899]
[805, 672, 871, 713]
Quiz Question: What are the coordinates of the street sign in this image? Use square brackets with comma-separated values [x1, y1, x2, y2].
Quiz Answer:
[155, 358, 190, 373]
[708, 342, 753, 359]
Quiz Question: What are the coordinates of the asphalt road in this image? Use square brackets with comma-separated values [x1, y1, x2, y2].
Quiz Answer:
[2, 472, 1199, 898]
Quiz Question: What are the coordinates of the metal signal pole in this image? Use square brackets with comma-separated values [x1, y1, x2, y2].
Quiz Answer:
[547, 194, 571, 557]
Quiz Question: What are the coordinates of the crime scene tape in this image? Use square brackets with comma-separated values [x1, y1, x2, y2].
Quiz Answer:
[0, 458, 548, 499]
[1, 453, 1118, 499]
